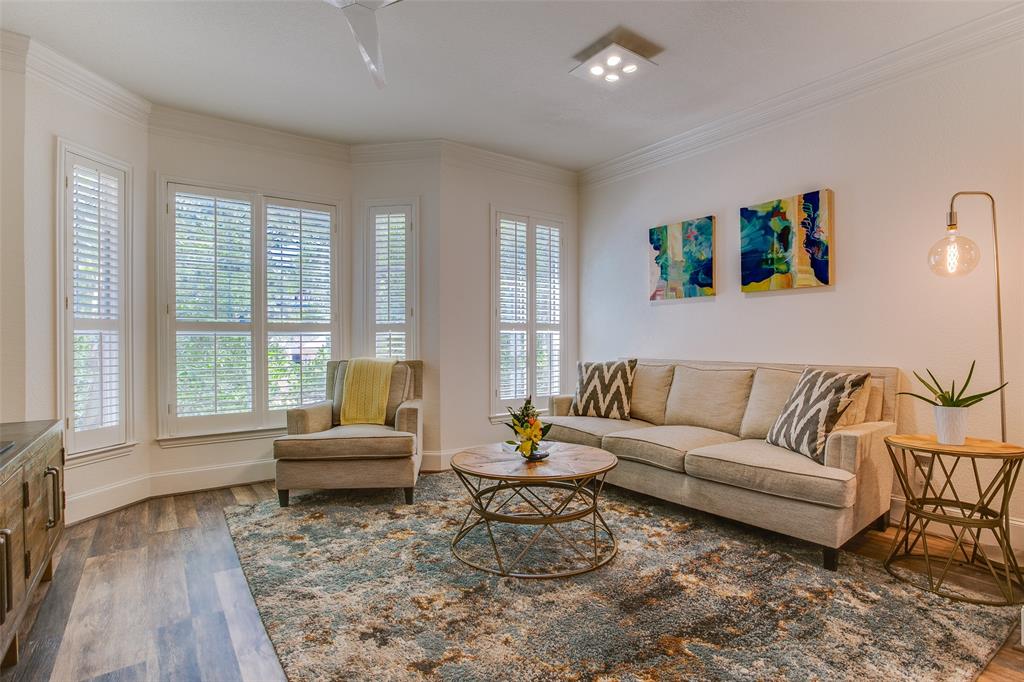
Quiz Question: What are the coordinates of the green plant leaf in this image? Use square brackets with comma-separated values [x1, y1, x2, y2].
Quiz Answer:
[956, 361, 976, 401]
[926, 369, 946, 396]
[913, 371, 940, 397]
[957, 382, 1008, 406]
[897, 391, 939, 406]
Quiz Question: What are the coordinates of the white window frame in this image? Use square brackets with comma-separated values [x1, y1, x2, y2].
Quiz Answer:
[56, 139, 134, 456]
[157, 176, 344, 439]
[490, 206, 567, 418]
[362, 198, 419, 359]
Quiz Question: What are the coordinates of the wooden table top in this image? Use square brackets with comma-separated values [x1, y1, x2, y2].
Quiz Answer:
[450, 442, 618, 481]
[886, 434, 1024, 458]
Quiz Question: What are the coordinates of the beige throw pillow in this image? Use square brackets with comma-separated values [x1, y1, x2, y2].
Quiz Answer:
[739, 367, 802, 439]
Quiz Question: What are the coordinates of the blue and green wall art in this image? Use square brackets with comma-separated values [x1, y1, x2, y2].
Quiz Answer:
[740, 189, 833, 292]
[648, 216, 715, 300]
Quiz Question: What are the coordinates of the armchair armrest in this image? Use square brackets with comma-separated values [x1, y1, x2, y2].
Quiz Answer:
[550, 395, 574, 417]
[824, 421, 897, 474]
[395, 399, 423, 455]
[286, 400, 333, 435]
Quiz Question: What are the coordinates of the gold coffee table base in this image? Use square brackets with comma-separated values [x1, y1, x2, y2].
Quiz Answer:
[451, 472, 617, 579]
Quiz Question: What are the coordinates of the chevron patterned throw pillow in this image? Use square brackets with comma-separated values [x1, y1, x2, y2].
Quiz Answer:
[569, 359, 638, 420]
[766, 368, 869, 464]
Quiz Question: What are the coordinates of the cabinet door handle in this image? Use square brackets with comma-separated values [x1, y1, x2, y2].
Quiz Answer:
[45, 468, 61, 529]
[0, 533, 6, 624]
[0, 529, 12, 615]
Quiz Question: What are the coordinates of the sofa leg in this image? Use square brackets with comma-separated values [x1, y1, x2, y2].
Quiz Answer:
[822, 547, 839, 571]
[403, 487, 414, 504]
[278, 489, 289, 507]
[872, 511, 890, 532]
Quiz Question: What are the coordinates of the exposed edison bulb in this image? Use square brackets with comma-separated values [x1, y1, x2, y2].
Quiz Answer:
[928, 229, 980, 276]
[590, 65, 604, 76]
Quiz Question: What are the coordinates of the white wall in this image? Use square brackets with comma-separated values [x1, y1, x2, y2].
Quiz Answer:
[579, 43, 1024, 513]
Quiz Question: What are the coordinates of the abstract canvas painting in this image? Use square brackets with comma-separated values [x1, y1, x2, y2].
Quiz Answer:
[740, 189, 833, 292]
[649, 216, 715, 300]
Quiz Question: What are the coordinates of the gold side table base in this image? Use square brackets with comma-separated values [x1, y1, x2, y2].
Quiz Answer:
[885, 436, 1024, 606]
[451, 471, 617, 579]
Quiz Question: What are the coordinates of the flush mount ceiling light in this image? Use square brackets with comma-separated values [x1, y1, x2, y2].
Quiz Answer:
[570, 42, 655, 87]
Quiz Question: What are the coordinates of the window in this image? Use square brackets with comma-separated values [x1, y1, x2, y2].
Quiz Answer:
[60, 146, 131, 454]
[492, 211, 564, 415]
[367, 203, 416, 359]
[162, 182, 338, 437]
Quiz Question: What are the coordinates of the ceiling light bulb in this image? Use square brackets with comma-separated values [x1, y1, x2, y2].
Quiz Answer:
[606, 55, 622, 67]
[622, 64, 638, 74]
[605, 73, 619, 82]
[589, 65, 604, 76]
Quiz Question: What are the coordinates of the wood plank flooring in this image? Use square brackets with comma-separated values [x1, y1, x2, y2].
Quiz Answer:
[1, 482, 1021, 681]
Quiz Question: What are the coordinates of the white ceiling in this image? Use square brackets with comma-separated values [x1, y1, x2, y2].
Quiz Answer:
[0, 1, 1011, 170]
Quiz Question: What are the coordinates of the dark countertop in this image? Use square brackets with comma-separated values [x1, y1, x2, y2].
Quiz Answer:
[0, 420, 60, 469]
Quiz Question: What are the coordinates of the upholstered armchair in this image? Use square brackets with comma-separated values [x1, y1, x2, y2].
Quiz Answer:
[273, 360, 423, 506]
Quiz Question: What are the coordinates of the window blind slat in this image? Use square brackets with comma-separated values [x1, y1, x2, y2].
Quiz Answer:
[175, 332, 252, 416]
[266, 204, 332, 322]
[267, 333, 331, 409]
[372, 208, 410, 359]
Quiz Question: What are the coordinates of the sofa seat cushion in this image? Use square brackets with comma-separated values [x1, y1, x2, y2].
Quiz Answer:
[545, 416, 652, 448]
[685, 439, 856, 508]
[274, 424, 415, 461]
[602, 426, 739, 473]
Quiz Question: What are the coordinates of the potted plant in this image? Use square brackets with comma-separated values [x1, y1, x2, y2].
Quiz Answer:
[504, 397, 553, 461]
[899, 361, 1007, 445]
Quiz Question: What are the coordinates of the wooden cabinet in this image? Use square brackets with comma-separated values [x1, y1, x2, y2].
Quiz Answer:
[0, 421, 64, 668]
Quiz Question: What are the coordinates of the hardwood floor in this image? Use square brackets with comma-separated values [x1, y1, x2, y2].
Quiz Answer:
[2, 482, 1021, 681]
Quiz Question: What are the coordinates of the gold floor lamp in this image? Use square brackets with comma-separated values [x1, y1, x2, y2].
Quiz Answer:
[926, 191, 1006, 441]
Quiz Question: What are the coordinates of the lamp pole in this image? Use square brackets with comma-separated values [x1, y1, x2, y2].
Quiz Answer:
[946, 191, 1006, 442]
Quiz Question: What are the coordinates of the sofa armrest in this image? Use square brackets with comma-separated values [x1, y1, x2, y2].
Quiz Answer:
[395, 399, 423, 455]
[550, 395, 574, 417]
[286, 400, 333, 435]
[824, 421, 897, 474]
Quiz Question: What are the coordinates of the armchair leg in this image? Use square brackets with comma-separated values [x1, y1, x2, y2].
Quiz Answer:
[403, 487, 414, 504]
[872, 511, 890, 532]
[278, 489, 289, 507]
[822, 547, 839, 571]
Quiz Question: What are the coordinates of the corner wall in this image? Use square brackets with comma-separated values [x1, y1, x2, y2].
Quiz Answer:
[578, 43, 1024, 513]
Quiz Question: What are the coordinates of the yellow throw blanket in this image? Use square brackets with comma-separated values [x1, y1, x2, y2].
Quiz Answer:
[340, 357, 396, 425]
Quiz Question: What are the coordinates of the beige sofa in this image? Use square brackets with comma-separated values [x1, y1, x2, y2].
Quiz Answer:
[274, 360, 423, 506]
[547, 359, 898, 570]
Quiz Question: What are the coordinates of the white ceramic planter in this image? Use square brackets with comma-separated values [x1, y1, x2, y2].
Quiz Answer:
[935, 406, 969, 446]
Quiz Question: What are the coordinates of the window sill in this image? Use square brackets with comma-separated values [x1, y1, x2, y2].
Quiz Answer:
[157, 427, 286, 449]
[66, 441, 138, 469]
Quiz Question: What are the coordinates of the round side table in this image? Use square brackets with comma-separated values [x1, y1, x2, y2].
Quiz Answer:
[884, 434, 1024, 605]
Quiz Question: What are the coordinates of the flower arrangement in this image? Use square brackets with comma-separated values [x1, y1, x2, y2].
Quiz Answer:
[505, 397, 552, 461]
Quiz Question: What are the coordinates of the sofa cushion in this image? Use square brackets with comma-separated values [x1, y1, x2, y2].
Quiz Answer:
[274, 424, 415, 460]
[332, 361, 410, 427]
[664, 365, 754, 435]
[602, 425, 739, 473]
[767, 368, 869, 464]
[629, 363, 675, 425]
[835, 379, 873, 428]
[569, 359, 638, 419]
[739, 367, 802, 439]
[545, 415, 652, 449]
[686, 439, 856, 508]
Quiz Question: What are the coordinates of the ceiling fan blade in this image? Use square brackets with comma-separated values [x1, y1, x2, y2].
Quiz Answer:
[342, 2, 387, 88]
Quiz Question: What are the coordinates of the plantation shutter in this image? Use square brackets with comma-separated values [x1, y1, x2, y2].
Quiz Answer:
[65, 154, 127, 453]
[172, 187, 254, 423]
[534, 224, 561, 397]
[497, 214, 529, 404]
[371, 205, 412, 359]
[266, 200, 334, 409]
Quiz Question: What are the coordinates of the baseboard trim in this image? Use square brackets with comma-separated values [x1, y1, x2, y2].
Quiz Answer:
[66, 457, 275, 524]
[422, 448, 460, 472]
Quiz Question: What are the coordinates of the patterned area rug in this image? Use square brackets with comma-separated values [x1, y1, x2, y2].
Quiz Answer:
[224, 473, 1016, 681]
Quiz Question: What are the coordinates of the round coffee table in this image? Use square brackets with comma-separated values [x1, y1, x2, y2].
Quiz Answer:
[449, 442, 618, 578]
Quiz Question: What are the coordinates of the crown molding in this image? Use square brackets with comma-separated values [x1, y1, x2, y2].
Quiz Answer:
[581, 4, 1024, 188]
[0, 30, 29, 74]
[23, 36, 151, 128]
[352, 139, 578, 187]
[149, 105, 351, 165]
[441, 140, 578, 188]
